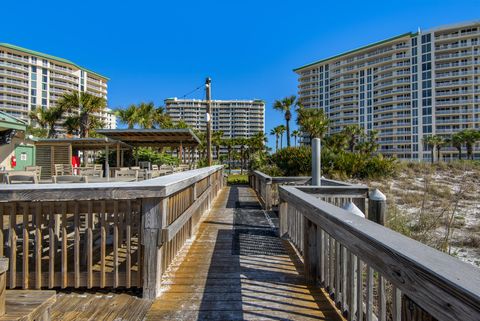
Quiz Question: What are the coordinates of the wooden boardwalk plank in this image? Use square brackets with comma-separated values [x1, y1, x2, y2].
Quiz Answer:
[146, 186, 344, 321]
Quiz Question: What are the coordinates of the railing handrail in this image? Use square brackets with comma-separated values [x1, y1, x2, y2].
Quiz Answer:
[279, 185, 480, 321]
[0, 165, 223, 201]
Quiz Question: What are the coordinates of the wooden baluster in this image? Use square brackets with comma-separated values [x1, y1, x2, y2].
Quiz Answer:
[113, 201, 119, 288]
[318, 229, 325, 286]
[35, 203, 42, 289]
[347, 251, 357, 321]
[357, 257, 364, 321]
[48, 203, 55, 289]
[366, 265, 374, 321]
[341, 246, 348, 312]
[335, 241, 341, 305]
[87, 201, 93, 289]
[61, 202, 67, 289]
[324, 234, 329, 291]
[74, 202, 80, 288]
[22, 203, 29, 289]
[126, 200, 132, 288]
[0, 204, 4, 258]
[378, 274, 386, 321]
[329, 236, 335, 295]
[392, 286, 402, 321]
[100, 201, 106, 288]
[303, 219, 317, 284]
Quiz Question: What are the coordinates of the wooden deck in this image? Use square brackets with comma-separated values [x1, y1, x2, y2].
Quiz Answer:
[146, 186, 344, 321]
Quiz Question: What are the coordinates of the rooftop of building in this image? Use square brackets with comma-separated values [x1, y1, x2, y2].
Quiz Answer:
[165, 97, 265, 104]
[293, 20, 480, 73]
[0, 43, 109, 80]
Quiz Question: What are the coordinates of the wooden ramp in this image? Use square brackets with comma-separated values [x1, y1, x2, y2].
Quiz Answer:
[146, 186, 344, 321]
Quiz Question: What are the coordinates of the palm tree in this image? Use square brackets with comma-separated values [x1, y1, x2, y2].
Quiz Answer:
[270, 128, 280, 152]
[277, 125, 286, 149]
[273, 95, 296, 147]
[222, 138, 234, 173]
[460, 129, 480, 160]
[291, 130, 300, 146]
[436, 136, 447, 162]
[57, 92, 106, 138]
[212, 131, 224, 160]
[235, 137, 247, 174]
[249, 131, 267, 153]
[116, 104, 138, 129]
[29, 106, 67, 138]
[341, 124, 363, 152]
[296, 106, 330, 142]
[450, 132, 464, 160]
[423, 135, 441, 164]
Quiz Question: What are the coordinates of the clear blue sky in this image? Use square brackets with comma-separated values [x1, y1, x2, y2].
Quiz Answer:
[2, 0, 479, 149]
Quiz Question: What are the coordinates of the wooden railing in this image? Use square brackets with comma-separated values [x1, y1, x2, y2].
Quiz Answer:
[0, 165, 224, 299]
[278, 186, 480, 321]
[249, 170, 360, 210]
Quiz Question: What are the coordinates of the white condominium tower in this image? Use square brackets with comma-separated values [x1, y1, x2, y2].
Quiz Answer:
[165, 98, 265, 138]
[295, 21, 480, 161]
[0, 43, 114, 129]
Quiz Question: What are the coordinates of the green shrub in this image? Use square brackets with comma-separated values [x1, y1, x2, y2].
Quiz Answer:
[271, 146, 312, 176]
[227, 174, 249, 185]
[270, 146, 398, 179]
[135, 148, 179, 166]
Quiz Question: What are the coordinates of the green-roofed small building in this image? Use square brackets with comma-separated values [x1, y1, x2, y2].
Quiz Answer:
[294, 21, 480, 161]
[0, 43, 114, 129]
[0, 111, 36, 171]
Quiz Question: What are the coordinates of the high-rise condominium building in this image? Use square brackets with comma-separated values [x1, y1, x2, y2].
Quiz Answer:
[165, 98, 265, 138]
[0, 43, 114, 129]
[295, 21, 480, 161]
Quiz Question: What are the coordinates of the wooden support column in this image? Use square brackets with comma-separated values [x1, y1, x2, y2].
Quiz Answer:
[105, 145, 110, 180]
[142, 197, 168, 299]
[179, 142, 183, 164]
[116, 143, 120, 167]
[120, 150, 124, 167]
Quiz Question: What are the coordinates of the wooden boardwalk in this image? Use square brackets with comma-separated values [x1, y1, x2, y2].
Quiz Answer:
[146, 186, 343, 321]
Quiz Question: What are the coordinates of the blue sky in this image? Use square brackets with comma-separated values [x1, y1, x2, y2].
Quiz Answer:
[2, 0, 479, 149]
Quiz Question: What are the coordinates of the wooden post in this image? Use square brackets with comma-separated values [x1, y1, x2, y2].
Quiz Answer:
[0, 258, 8, 316]
[120, 150, 124, 167]
[265, 178, 272, 210]
[368, 189, 386, 225]
[142, 197, 168, 299]
[179, 142, 183, 164]
[105, 145, 110, 180]
[303, 219, 318, 285]
[279, 201, 288, 238]
[116, 143, 120, 167]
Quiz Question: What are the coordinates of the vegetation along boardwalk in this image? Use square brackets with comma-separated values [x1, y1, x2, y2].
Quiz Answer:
[146, 186, 343, 321]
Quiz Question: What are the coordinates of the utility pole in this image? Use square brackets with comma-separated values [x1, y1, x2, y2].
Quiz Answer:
[205, 77, 212, 166]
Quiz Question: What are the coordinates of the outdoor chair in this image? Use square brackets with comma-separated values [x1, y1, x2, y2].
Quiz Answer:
[53, 175, 88, 183]
[6, 171, 38, 184]
[25, 166, 42, 180]
[115, 169, 139, 181]
[54, 164, 73, 176]
[78, 168, 104, 177]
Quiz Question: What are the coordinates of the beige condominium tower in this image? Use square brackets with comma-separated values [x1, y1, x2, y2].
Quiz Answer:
[0, 43, 115, 130]
[295, 21, 480, 161]
[165, 97, 265, 138]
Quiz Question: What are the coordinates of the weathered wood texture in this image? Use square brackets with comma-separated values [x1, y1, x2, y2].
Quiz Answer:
[49, 291, 152, 321]
[0, 166, 224, 298]
[278, 186, 480, 321]
[0, 290, 56, 321]
[146, 186, 344, 321]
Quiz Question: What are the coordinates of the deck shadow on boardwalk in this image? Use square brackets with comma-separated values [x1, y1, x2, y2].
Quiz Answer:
[146, 186, 343, 321]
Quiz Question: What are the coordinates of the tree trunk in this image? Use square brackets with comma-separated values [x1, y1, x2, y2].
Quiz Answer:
[286, 117, 291, 147]
[437, 148, 441, 162]
[431, 148, 434, 165]
[275, 136, 278, 152]
[457, 147, 462, 160]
